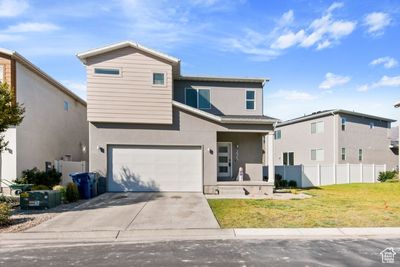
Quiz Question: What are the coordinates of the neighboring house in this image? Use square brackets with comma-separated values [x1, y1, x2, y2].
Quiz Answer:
[77, 41, 277, 194]
[0, 49, 88, 191]
[274, 109, 397, 169]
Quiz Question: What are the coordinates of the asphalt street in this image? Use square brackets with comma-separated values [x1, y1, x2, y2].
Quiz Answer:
[1, 238, 400, 266]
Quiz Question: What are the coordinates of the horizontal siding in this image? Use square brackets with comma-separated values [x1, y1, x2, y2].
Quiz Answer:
[86, 46, 173, 124]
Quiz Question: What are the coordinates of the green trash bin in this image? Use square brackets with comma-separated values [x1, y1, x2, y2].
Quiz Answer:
[20, 190, 61, 210]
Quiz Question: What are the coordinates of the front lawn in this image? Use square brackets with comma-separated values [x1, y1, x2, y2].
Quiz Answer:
[208, 183, 400, 228]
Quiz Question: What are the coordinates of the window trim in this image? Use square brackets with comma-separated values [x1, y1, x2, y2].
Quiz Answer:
[245, 89, 256, 110]
[311, 148, 324, 161]
[275, 129, 282, 140]
[184, 87, 211, 110]
[93, 67, 122, 77]
[283, 151, 294, 165]
[151, 71, 167, 87]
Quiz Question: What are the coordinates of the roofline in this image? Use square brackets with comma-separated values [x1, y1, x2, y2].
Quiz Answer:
[177, 75, 269, 86]
[172, 101, 277, 124]
[0, 48, 86, 106]
[76, 41, 180, 65]
[278, 109, 396, 127]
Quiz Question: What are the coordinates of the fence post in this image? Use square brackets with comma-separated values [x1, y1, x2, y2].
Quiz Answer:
[347, 163, 350, 184]
[333, 163, 336, 185]
[384, 164, 387, 172]
[360, 163, 363, 183]
[317, 164, 321, 186]
[372, 164, 376, 183]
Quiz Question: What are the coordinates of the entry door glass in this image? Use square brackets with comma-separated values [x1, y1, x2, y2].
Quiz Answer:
[217, 143, 231, 177]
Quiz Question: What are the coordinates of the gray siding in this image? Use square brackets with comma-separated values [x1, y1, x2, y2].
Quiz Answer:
[173, 80, 263, 116]
[85, 47, 173, 124]
[337, 114, 397, 168]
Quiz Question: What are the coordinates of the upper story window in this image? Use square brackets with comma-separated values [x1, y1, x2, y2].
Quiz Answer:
[341, 147, 346, 160]
[94, 68, 121, 76]
[185, 88, 211, 109]
[246, 90, 255, 110]
[311, 148, 324, 161]
[64, 100, 69, 111]
[275, 130, 282, 140]
[369, 122, 375, 129]
[311, 121, 324, 134]
[358, 149, 363, 161]
[341, 117, 347, 131]
[152, 72, 165, 86]
[0, 65, 4, 83]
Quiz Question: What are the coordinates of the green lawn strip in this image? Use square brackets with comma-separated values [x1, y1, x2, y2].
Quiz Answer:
[208, 183, 400, 228]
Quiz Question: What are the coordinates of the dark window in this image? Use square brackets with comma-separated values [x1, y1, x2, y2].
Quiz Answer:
[283, 152, 294, 165]
[198, 89, 210, 109]
[153, 73, 165, 85]
[185, 88, 198, 108]
[94, 68, 120, 75]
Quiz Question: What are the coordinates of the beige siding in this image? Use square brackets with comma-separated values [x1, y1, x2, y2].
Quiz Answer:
[85, 47, 173, 124]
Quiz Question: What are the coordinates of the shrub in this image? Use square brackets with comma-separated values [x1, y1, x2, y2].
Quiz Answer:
[288, 180, 297, 188]
[378, 171, 398, 182]
[15, 167, 61, 187]
[53, 185, 66, 202]
[0, 195, 18, 205]
[279, 179, 288, 188]
[65, 183, 79, 203]
[0, 203, 11, 226]
[274, 174, 283, 187]
[31, 185, 50, 190]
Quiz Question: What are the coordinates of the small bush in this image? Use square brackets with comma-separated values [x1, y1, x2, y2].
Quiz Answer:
[288, 180, 297, 188]
[15, 167, 61, 188]
[274, 174, 283, 187]
[53, 185, 66, 202]
[0, 203, 11, 226]
[279, 179, 288, 188]
[31, 185, 50, 190]
[66, 183, 79, 203]
[378, 171, 398, 182]
[0, 195, 19, 205]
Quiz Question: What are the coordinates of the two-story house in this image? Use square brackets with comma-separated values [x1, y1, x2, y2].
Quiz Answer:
[274, 109, 397, 169]
[77, 41, 277, 195]
[0, 48, 88, 192]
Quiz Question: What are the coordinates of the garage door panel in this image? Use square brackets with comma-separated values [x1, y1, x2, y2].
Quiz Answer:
[108, 146, 202, 192]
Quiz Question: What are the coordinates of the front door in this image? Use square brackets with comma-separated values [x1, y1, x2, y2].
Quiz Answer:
[217, 142, 232, 178]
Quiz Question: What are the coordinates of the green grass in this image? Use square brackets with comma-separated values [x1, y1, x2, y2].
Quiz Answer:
[208, 183, 400, 228]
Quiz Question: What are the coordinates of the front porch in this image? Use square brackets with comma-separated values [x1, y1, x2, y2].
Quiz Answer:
[204, 131, 275, 196]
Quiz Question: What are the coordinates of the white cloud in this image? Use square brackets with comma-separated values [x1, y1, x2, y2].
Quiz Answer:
[279, 10, 294, 26]
[5, 22, 60, 33]
[363, 12, 391, 35]
[271, 30, 305, 50]
[269, 90, 317, 101]
[358, 75, 400, 92]
[319, 72, 351, 89]
[0, 0, 29, 17]
[370, 57, 398, 69]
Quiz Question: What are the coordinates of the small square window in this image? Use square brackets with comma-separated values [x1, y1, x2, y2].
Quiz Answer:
[64, 101, 69, 111]
[153, 73, 165, 85]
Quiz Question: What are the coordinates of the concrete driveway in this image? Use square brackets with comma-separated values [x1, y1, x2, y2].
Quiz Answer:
[28, 193, 220, 232]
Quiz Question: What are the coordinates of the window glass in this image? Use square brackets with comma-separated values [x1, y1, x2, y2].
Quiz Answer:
[64, 101, 69, 111]
[341, 148, 346, 160]
[185, 88, 198, 108]
[198, 89, 210, 109]
[289, 152, 294, 165]
[341, 117, 346, 131]
[358, 149, 363, 161]
[246, 90, 255, 110]
[246, 100, 255, 110]
[0, 65, 4, 83]
[275, 130, 281, 140]
[283, 152, 288, 165]
[246, 90, 255, 100]
[153, 73, 165, 85]
[94, 68, 120, 75]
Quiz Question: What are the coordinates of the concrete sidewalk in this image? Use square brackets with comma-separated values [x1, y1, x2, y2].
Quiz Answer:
[2, 227, 400, 246]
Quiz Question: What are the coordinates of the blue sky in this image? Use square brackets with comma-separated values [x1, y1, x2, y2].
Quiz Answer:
[0, 0, 399, 123]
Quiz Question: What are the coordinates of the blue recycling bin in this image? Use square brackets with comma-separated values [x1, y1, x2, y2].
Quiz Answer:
[70, 172, 92, 199]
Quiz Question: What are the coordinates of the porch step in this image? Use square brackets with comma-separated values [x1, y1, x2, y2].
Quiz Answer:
[217, 186, 245, 195]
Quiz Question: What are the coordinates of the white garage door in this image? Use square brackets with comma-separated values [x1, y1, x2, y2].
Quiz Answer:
[108, 145, 202, 192]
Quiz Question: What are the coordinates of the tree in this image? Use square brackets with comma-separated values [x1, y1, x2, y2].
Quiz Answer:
[0, 83, 25, 152]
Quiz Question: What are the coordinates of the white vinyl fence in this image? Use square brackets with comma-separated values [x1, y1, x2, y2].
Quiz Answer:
[274, 163, 386, 188]
[54, 160, 87, 186]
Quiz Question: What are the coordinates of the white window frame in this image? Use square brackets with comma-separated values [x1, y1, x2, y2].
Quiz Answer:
[93, 67, 122, 77]
[0, 65, 4, 83]
[245, 89, 256, 110]
[184, 88, 211, 110]
[311, 121, 324, 134]
[311, 148, 324, 161]
[283, 152, 294, 165]
[341, 147, 346, 161]
[152, 71, 167, 87]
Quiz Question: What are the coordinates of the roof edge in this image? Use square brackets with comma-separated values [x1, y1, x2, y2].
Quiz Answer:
[177, 75, 269, 86]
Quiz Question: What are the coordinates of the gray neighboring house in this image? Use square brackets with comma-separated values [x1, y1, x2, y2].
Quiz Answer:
[0, 48, 88, 191]
[77, 41, 277, 194]
[274, 109, 398, 170]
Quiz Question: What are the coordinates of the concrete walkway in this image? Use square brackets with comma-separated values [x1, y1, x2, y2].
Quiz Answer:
[2, 227, 400, 245]
[28, 192, 219, 232]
